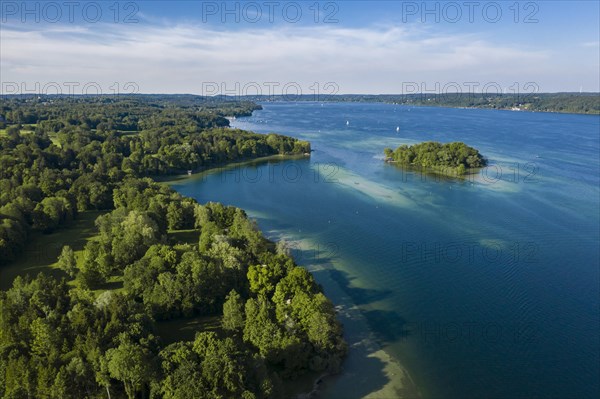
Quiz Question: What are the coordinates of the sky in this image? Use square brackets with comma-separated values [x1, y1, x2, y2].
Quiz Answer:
[1, 0, 599, 95]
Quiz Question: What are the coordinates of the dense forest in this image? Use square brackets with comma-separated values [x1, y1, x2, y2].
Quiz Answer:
[0, 95, 341, 399]
[384, 141, 487, 176]
[0, 95, 310, 263]
[240, 93, 600, 115]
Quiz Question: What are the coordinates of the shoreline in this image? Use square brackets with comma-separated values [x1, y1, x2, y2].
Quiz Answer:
[384, 159, 483, 180]
[382, 102, 600, 116]
[302, 263, 421, 399]
[253, 99, 600, 116]
[157, 153, 310, 184]
[222, 118, 421, 399]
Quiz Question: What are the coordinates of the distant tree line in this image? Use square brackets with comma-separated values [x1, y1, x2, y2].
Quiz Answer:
[237, 93, 600, 115]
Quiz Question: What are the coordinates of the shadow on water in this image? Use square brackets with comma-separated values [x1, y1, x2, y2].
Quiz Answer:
[322, 351, 393, 399]
[163, 154, 310, 185]
[288, 246, 337, 270]
[362, 308, 411, 343]
[328, 268, 394, 306]
[292, 248, 412, 343]
[305, 265, 415, 398]
[326, 268, 411, 343]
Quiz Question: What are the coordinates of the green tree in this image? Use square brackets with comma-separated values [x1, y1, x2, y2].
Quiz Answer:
[199, 221, 220, 253]
[57, 245, 77, 278]
[222, 289, 245, 332]
[112, 210, 160, 266]
[106, 342, 156, 399]
[166, 201, 184, 230]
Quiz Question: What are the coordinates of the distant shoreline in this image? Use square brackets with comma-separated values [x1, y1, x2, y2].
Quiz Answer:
[2, 93, 598, 116]
[379, 101, 600, 116]
[259, 92, 600, 116]
[253, 99, 600, 116]
[258, 94, 600, 116]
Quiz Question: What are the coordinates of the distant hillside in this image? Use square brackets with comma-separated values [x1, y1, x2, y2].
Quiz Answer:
[238, 93, 600, 115]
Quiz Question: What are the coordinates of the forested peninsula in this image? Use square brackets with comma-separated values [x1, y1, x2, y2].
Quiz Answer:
[384, 141, 487, 176]
[0, 95, 344, 399]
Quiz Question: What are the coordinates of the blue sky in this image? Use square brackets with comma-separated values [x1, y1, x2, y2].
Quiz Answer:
[1, 1, 598, 94]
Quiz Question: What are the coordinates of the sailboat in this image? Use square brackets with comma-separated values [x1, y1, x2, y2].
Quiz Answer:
[396, 126, 400, 132]
[346, 121, 349, 126]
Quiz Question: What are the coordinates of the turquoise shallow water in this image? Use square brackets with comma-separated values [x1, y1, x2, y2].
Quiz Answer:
[171, 102, 600, 399]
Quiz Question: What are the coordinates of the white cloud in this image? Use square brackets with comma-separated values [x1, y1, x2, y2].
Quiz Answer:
[0, 22, 595, 94]
[580, 41, 600, 48]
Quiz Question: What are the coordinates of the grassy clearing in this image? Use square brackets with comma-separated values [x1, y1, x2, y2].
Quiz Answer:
[48, 132, 61, 146]
[90, 275, 125, 296]
[0, 216, 202, 292]
[0, 124, 37, 137]
[0, 210, 221, 342]
[117, 130, 139, 136]
[168, 228, 200, 245]
[0, 211, 103, 290]
[0, 125, 62, 146]
[156, 315, 222, 344]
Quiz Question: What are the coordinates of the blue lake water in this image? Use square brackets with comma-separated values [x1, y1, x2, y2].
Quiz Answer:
[171, 102, 600, 398]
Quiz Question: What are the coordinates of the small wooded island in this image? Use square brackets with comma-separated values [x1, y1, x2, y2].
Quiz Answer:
[384, 141, 487, 176]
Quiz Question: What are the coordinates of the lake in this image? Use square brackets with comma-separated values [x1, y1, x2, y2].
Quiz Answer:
[171, 102, 600, 399]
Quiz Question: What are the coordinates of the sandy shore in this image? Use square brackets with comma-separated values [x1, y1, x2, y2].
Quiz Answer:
[305, 264, 421, 399]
